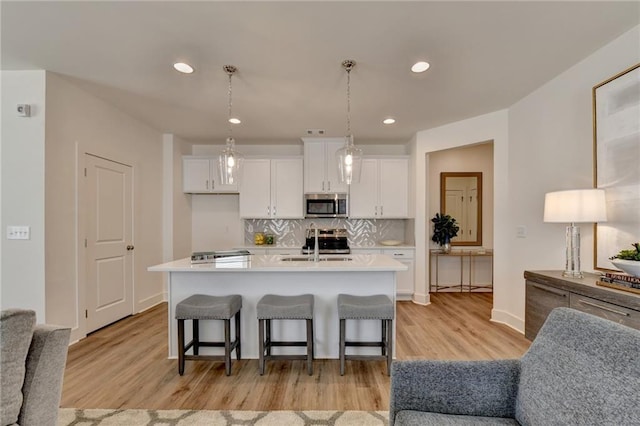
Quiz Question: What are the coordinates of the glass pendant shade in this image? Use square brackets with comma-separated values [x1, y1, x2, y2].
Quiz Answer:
[337, 59, 362, 185]
[336, 134, 363, 184]
[218, 137, 243, 185]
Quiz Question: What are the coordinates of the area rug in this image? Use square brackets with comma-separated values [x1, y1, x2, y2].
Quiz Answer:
[57, 408, 389, 425]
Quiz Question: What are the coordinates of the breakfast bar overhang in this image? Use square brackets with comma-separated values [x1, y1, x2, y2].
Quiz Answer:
[148, 254, 407, 359]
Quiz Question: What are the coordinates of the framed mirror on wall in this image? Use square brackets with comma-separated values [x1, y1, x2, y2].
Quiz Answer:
[440, 172, 483, 246]
[593, 63, 640, 271]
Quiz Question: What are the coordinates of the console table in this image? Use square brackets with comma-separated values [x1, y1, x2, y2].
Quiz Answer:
[524, 270, 640, 340]
[430, 249, 493, 292]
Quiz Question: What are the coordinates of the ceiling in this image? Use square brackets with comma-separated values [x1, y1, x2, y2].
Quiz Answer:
[2, 1, 639, 145]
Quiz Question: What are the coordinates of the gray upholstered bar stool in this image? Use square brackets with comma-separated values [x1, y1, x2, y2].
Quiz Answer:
[338, 293, 394, 376]
[256, 294, 314, 376]
[175, 294, 242, 376]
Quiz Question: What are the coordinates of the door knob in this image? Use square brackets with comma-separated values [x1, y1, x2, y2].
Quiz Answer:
[126, 245, 134, 251]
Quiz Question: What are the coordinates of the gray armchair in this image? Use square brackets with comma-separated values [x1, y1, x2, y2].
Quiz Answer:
[1, 309, 71, 426]
[390, 307, 640, 425]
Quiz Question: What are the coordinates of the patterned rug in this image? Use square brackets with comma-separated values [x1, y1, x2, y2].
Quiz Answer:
[57, 408, 389, 425]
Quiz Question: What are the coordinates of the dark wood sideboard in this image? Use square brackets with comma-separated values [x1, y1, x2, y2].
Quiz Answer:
[524, 270, 640, 340]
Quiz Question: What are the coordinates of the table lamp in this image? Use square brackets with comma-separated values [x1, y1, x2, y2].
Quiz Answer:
[543, 189, 607, 278]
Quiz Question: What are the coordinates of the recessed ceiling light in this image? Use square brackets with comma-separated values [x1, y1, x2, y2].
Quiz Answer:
[229, 117, 241, 124]
[173, 62, 194, 74]
[383, 118, 396, 125]
[411, 61, 430, 73]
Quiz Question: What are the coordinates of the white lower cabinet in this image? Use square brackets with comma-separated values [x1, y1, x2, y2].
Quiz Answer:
[239, 158, 304, 219]
[350, 248, 415, 300]
[382, 249, 415, 300]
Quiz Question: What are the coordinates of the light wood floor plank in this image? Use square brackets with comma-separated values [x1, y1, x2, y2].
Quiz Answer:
[61, 293, 530, 410]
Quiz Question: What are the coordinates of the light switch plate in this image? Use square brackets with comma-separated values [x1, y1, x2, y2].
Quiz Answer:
[516, 225, 527, 238]
[7, 226, 30, 240]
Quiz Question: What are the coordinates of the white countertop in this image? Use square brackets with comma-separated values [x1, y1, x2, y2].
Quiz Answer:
[148, 254, 408, 273]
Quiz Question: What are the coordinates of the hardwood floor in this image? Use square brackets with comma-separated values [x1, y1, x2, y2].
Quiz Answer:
[61, 293, 530, 411]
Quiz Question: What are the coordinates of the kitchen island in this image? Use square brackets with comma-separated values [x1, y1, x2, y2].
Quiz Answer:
[148, 254, 407, 359]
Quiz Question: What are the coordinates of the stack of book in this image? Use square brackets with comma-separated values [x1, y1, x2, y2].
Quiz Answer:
[191, 249, 251, 264]
[597, 271, 640, 295]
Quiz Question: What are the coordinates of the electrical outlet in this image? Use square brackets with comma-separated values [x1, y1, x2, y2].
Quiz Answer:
[7, 226, 30, 240]
[516, 225, 527, 238]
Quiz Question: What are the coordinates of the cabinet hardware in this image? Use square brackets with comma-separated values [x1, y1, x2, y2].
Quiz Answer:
[531, 283, 567, 297]
[375, 206, 378, 216]
[206, 180, 209, 190]
[322, 181, 325, 191]
[381, 205, 384, 216]
[394, 253, 404, 256]
[328, 181, 331, 191]
[126, 245, 135, 251]
[578, 300, 629, 316]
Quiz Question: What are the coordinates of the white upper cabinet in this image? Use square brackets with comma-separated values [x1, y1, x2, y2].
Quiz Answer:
[350, 157, 409, 218]
[239, 158, 304, 219]
[183, 156, 238, 193]
[303, 138, 348, 193]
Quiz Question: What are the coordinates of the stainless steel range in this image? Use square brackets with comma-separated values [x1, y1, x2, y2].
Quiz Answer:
[301, 228, 350, 255]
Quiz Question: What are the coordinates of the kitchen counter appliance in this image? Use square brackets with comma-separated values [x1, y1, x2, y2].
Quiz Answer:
[302, 228, 350, 254]
[304, 193, 348, 218]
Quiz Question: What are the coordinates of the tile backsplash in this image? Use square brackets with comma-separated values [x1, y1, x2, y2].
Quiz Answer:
[244, 219, 410, 247]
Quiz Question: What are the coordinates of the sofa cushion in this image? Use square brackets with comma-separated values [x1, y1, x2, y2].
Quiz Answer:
[18, 325, 71, 426]
[395, 410, 519, 426]
[516, 308, 640, 425]
[1, 309, 36, 426]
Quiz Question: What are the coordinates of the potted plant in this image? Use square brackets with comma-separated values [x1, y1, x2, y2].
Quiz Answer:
[610, 243, 640, 277]
[431, 213, 459, 253]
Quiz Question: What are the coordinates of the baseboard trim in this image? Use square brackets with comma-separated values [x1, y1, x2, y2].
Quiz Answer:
[490, 308, 524, 334]
[136, 292, 166, 313]
[411, 292, 431, 305]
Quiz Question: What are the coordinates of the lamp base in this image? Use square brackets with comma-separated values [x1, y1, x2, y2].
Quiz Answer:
[563, 223, 583, 279]
[562, 270, 584, 279]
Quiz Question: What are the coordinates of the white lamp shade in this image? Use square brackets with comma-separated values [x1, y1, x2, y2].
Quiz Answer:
[543, 189, 607, 223]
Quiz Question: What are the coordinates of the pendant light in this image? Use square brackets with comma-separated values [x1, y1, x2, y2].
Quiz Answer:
[218, 65, 244, 185]
[336, 59, 363, 185]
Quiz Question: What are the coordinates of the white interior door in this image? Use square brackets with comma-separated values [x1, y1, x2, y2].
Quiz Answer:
[85, 154, 133, 332]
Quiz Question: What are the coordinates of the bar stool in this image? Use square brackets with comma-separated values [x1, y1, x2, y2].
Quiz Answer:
[175, 294, 242, 376]
[338, 294, 394, 376]
[257, 294, 314, 375]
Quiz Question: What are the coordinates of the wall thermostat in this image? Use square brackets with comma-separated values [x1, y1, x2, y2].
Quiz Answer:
[17, 104, 31, 117]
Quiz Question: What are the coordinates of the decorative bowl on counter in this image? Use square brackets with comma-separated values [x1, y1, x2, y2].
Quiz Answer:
[379, 240, 403, 246]
[611, 259, 640, 277]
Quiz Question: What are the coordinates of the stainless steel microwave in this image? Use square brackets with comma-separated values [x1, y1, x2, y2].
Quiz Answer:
[304, 193, 348, 218]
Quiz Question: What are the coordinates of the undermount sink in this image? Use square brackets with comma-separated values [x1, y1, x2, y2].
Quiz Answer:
[280, 256, 353, 262]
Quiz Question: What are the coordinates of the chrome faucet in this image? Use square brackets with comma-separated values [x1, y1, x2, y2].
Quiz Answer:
[309, 223, 319, 262]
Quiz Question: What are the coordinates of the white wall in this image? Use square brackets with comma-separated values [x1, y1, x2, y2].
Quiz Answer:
[411, 25, 640, 332]
[504, 25, 640, 328]
[412, 111, 509, 312]
[172, 137, 193, 260]
[44, 73, 165, 341]
[1, 71, 47, 317]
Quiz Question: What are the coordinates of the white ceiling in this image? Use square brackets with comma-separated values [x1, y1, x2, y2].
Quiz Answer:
[2, 1, 639, 145]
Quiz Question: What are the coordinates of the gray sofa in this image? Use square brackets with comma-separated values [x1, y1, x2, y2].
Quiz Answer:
[1, 309, 71, 426]
[390, 307, 640, 425]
